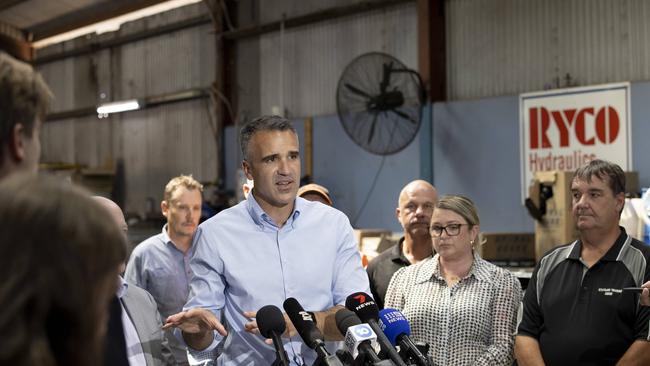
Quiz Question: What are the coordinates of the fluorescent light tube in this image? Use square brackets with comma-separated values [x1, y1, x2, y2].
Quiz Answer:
[96, 100, 140, 114]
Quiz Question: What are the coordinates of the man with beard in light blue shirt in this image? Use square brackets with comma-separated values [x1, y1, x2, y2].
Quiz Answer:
[164, 115, 370, 365]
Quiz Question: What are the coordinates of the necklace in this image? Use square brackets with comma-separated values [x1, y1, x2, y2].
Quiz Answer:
[440, 260, 472, 286]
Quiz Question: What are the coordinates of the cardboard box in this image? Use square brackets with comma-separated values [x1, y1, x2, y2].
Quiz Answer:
[531, 171, 578, 261]
[479, 233, 535, 267]
[625, 172, 640, 197]
[353, 229, 394, 254]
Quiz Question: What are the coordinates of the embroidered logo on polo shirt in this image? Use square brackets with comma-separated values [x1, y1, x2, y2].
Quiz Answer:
[598, 288, 622, 296]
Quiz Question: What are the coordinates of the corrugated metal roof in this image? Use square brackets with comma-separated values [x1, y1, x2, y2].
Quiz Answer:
[0, 0, 108, 29]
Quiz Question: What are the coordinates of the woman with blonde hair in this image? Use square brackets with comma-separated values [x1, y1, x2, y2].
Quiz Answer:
[385, 195, 522, 366]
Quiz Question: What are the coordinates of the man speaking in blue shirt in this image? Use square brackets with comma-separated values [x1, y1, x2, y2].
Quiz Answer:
[164, 115, 370, 365]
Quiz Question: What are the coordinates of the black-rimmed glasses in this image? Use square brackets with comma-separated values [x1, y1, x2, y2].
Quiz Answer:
[430, 223, 469, 237]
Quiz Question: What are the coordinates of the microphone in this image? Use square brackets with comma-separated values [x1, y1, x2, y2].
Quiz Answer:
[378, 309, 431, 366]
[335, 308, 390, 366]
[345, 293, 407, 366]
[257, 305, 290, 366]
[335, 350, 355, 366]
[283, 297, 344, 366]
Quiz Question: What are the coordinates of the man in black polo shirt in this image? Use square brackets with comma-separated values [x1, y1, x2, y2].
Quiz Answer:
[366, 179, 437, 309]
[516, 160, 650, 365]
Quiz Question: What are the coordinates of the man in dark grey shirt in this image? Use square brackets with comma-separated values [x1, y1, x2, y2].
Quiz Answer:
[366, 179, 438, 309]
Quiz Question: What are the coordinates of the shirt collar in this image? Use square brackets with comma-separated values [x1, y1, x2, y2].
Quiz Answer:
[415, 251, 490, 284]
[246, 192, 302, 229]
[161, 223, 172, 244]
[161, 223, 193, 255]
[567, 226, 628, 262]
[116, 276, 128, 298]
[390, 237, 410, 265]
[469, 252, 493, 282]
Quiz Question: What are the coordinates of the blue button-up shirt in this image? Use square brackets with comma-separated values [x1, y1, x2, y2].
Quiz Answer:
[125, 224, 193, 364]
[183, 195, 370, 365]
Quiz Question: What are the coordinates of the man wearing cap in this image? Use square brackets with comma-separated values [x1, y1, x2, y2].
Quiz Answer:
[366, 179, 438, 309]
[298, 183, 333, 206]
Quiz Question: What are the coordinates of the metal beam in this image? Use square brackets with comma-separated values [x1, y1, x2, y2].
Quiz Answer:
[0, 20, 30, 61]
[28, 0, 170, 41]
[34, 0, 414, 65]
[417, 0, 445, 102]
[34, 14, 211, 65]
[45, 87, 208, 122]
[0, 0, 27, 12]
[222, 0, 413, 40]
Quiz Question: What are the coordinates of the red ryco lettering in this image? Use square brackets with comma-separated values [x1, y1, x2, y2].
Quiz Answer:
[529, 106, 620, 149]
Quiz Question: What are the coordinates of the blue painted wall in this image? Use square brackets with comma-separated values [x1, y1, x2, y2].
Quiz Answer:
[223, 81, 650, 233]
[432, 96, 533, 233]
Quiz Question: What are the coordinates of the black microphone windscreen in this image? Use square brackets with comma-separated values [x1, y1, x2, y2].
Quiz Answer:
[282, 297, 323, 349]
[282, 298, 304, 320]
[257, 305, 286, 339]
[344, 292, 379, 322]
[334, 308, 362, 336]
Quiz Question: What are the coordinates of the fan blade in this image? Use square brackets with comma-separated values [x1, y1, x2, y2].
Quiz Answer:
[391, 108, 417, 124]
[345, 83, 372, 99]
[368, 113, 379, 144]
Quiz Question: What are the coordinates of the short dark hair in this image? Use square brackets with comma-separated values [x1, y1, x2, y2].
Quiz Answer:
[0, 52, 52, 164]
[239, 115, 296, 161]
[0, 174, 126, 366]
[572, 159, 625, 196]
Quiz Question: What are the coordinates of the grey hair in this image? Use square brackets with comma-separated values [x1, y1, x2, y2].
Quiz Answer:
[239, 115, 296, 161]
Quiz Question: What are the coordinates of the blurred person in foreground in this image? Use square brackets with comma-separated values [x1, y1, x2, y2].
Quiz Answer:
[0, 175, 126, 366]
[385, 195, 521, 365]
[96, 196, 174, 366]
[0, 51, 51, 179]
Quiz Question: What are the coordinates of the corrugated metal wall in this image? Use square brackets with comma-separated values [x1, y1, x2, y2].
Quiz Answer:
[446, 0, 650, 100]
[259, 2, 417, 117]
[38, 3, 218, 217]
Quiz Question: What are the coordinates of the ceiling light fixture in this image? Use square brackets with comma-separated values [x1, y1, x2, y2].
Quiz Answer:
[96, 99, 140, 118]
